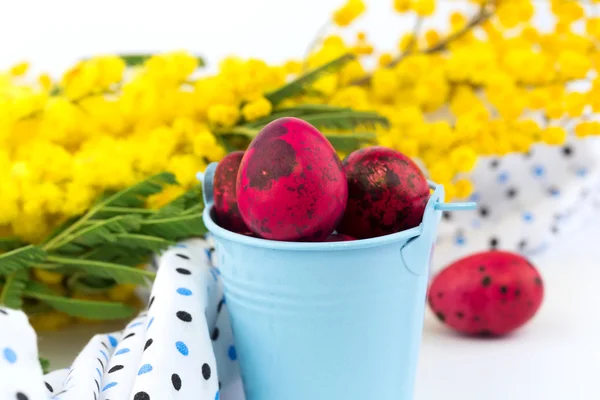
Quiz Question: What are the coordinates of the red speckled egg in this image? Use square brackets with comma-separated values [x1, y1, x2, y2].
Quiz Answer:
[428, 251, 544, 336]
[236, 117, 348, 241]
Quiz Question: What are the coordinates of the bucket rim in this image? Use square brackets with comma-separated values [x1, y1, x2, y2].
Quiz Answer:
[202, 204, 423, 252]
[200, 181, 448, 252]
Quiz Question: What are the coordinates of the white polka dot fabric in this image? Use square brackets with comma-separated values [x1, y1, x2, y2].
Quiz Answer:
[0, 238, 244, 400]
[432, 137, 600, 273]
[0, 307, 47, 400]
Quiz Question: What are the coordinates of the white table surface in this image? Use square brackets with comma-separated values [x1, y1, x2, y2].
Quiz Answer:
[39, 216, 600, 400]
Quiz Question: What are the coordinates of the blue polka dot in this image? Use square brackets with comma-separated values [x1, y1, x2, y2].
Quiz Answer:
[108, 335, 118, 347]
[176, 341, 189, 356]
[100, 350, 108, 361]
[3, 347, 16, 364]
[576, 168, 588, 177]
[128, 321, 143, 329]
[522, 212, 534, 222]
[96, 368, 102, 379]
[497, 172, 509, 183]
[177, 288, 192, 296]
[210, 268, 218, 281]
[228, 345, 237, 361]
[549, 188, 560, 197]
[216, 268, 221, 275]
[174, 243, 188, 248]
[138, 363, 153, 375]
[454, 235, 466, 246]
[147, 317, 154, 330]
[115, 348, 130, 356]
[469, 192, 480, 202]
[102, 382, 118, 392]
[533, 165, 545, 177]
[215, 390, 220, 400]
[222, 296, 226, 304]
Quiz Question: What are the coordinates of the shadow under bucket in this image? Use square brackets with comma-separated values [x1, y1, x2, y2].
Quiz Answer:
[199, 162, 474, 400]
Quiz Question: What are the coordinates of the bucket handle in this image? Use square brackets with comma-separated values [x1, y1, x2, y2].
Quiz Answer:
[197, 162, 219, 210]
[400, 182, 476, 276]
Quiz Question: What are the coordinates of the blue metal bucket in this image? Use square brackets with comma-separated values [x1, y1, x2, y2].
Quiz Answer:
[199, 162, 474, 400]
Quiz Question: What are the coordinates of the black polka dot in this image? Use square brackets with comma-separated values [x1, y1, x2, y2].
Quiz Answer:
[515, 289, 521, 297]
[144, 339, 153, 351]
[562, 145, 573, 157]
[551, 225, 559, 234]
[479, 329, 493, 336]
[176, 311, 192, 322]
[202, 363, 212, 380]
[482, 276, 492, 287]
[134, 392, 150, 400]
[123, 333, 135, 340]
[16, 394, 28, 400]
[524, 150, 533, 158]
[478, 265, 485, 272]
[0, 309, 7, 315]
[500, 286, 508, 294]
[506, 187, 517, 198]
[535, 277, 543, 286]
[456, 312, 465, 319]
[97, 358, 104, 369]
[44, 382, 53, 393]
[109, 365, 124, 373]
[95, 379, 99, 391]
[176, 253, 190, 260]
[489, 159, 500, 168]
[473, 316, 481, 322]
[217, 299, 225, 313]
[176, 268, 191, 275]
[489, 237, 499, 249]
[518, 240, 527, 250]
[211, 327, 220, 341]
[479, 206, 489, 218]
[442, 212, 452, 221]
[436, 292, 443, 299]
[435, 312, 445, 322]
[219, 381, 222, 389]
[171, 374, 182, 391]
[149, 296, 155, 308]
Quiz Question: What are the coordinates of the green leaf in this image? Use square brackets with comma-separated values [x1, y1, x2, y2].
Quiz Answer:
[0, 245, 47, 275]
[93, 207, 158, 218]
[51, 215, 142, 250]
[324, 132, 378, 152]
[119, 54, 206, 68]
[24, 281, 135, 320]
[93, 172, 177, 210]
[39, 357, 51, 375]
[140, 213, 206, 241]
[0, 238, 26, 252]
[274, 104, 352, 114]
[0, 270, 28, 309]
[111, 234, 174, 252]
[243, 110, 308, 128]
[265, 53, 356, 105]
[46, 255, 155, 286]
[301, 111, 390, 131]
[67, 274, 116, 294]
[151, 185, 203, 219]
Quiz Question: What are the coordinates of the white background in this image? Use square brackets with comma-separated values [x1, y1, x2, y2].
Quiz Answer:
[0, 0, 558, 76]
[3, 1, 598, 399]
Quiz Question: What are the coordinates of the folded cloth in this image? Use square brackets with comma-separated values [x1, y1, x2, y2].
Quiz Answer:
[0, 238, 244, 400]
[433, 138, 600, 272]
